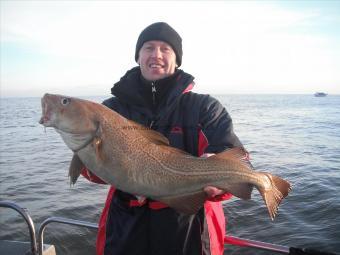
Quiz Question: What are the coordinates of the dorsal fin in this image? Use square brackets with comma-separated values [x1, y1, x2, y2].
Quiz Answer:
[209, 147, 252, 169]
[158, 144, 192, 156]
[210, 147, 247, 160]
[126, 119, 169, 146]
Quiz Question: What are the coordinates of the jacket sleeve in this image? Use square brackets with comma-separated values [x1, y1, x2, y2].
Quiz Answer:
[199, 95, 252, 202]
[199, 95, 243, 153]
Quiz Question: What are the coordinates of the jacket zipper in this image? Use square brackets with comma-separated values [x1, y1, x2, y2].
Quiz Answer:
[150, 82, 157, 128]
[151, 82, 156, 106]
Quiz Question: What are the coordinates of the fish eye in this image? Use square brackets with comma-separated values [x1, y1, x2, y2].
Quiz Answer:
[61, 98, 70, 106]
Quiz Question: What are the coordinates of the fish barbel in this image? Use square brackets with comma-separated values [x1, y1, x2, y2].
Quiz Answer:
[39, 93, 291, 220]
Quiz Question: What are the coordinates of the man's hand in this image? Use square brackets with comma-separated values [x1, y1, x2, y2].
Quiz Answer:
[204, 186, 225, 198]
[200, 153, 227, 199]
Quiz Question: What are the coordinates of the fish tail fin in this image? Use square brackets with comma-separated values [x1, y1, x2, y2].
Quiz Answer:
[257, 172, 291, 220]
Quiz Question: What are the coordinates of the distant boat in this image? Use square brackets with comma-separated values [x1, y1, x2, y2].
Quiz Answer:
[314, 92, 327, 97]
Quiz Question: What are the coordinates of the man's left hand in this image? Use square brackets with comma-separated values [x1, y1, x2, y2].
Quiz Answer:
[201, 153, 232, 200]
[204, 186, 225, 198]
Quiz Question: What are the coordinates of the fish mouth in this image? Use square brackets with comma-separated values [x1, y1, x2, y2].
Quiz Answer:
[39, 100, 49, 125]
[39, 93, 57, 127]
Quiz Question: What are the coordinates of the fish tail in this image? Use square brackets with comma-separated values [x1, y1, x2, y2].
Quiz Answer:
[257, 172, 291, 220]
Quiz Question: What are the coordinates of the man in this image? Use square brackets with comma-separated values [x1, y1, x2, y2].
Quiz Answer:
[82, 22, 245, 255]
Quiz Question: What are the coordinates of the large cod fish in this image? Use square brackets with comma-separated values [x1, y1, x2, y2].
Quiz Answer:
[39, 93, 291, 220]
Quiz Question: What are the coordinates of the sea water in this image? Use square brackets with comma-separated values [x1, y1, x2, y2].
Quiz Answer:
[1, 94, 339, 254]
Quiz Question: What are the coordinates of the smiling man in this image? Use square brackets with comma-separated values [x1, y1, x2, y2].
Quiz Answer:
[138, 40, 177, 81]
[82, 22, 245, 255]
[135, 23, 180, 81]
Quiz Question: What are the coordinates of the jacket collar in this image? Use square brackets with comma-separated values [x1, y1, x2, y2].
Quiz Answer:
[111, 66, 195, 110]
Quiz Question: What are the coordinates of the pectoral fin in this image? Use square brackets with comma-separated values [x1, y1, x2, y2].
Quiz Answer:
[94, 137, 103, 159]
[157, 191, 207, 215]
[69, 154, 85, 185]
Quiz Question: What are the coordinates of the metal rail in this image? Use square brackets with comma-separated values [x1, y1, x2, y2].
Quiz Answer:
[37, 216, 292, 255]
[37, 216, 98, 255]
[2, 201, 336, 255]
[0, 200, 38, 255]
[224, 235, 289, 254]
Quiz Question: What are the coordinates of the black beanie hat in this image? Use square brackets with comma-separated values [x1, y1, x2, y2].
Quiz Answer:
[135, 22, 183, 67]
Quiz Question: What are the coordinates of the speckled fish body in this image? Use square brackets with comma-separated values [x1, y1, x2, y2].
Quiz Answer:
[39, 93, 291, 219]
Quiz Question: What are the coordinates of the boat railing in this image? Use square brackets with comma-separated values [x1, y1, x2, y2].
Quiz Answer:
[1, 201, 338, 255]
[38, 217, 293, 254]
[224, 235, 289, 253]
[38, 217, 336, 255]
[37, 217, 98, 255]
[0, 200, 38, 255]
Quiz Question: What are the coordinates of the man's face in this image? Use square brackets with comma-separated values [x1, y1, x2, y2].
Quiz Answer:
[138, 40, 177, 81]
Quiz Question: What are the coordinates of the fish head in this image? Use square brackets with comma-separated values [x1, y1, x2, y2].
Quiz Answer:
[39, 93, 98, 134]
